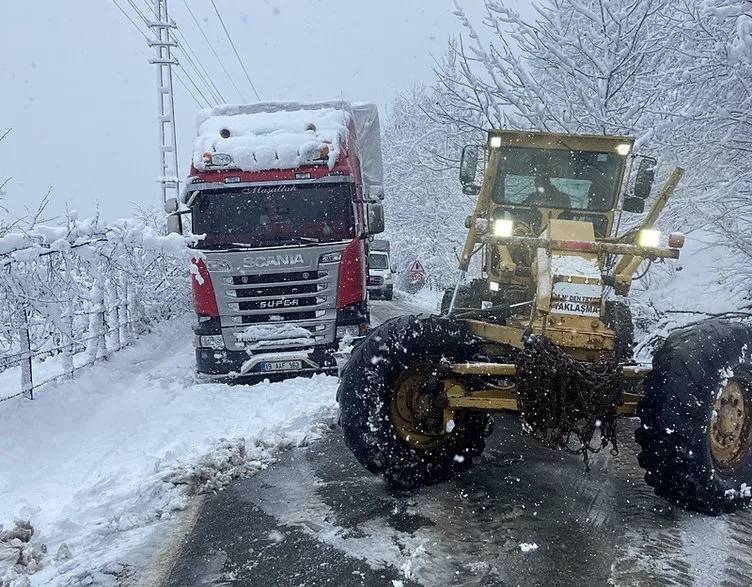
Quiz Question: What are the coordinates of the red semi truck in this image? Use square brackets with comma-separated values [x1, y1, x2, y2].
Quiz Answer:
[168, 101, 385, 378]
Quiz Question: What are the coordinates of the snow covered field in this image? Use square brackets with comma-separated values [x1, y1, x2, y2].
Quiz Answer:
[0, 316, 339, 586]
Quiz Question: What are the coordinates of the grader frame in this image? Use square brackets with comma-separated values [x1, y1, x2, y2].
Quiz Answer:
[438, 130, 685, 421]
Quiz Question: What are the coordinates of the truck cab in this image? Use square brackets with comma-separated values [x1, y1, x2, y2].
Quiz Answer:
[175, 101, 385, 378]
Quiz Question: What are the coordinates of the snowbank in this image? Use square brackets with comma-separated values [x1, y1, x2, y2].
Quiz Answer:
[0, 317, 338, 586]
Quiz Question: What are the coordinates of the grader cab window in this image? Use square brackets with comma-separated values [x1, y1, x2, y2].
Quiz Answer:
[493, 147, 624, 212]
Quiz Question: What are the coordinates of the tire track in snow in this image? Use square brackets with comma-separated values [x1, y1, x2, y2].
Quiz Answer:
[608, 420, 752, 587]
[719, 513, 752, 586]
[609, 421, 694, 587]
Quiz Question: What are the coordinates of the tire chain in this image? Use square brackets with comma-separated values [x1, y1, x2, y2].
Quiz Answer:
[514, 334, 623, 468]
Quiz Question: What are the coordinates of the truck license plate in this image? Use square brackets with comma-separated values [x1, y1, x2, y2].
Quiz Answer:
[259, 360, 303, 372]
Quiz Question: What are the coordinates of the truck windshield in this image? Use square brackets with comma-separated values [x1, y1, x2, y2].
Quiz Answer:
[369, 253, 389, 270]
[492, 147, 624, 211]
[191, 183, 355, 248]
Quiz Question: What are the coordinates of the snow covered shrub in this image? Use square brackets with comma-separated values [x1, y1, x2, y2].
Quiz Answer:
[0, 212, 196, 398]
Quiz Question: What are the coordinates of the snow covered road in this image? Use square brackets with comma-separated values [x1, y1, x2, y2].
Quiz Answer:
[162, 414, 752, 587]
[0, 318, 340, 586]
[0, 293, 434, 586]
[159, 294, 752, 587]
[6, 291, 748, 586]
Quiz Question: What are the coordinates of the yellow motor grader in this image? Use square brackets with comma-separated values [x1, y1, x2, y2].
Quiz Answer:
[338, 130, 752, 515]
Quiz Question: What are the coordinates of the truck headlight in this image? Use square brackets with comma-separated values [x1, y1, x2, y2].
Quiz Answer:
[638, 229, 661, 248]
[494, 219, 514, 237]
[206, 259, 231, 272]
[319, 251, 342, 263]
[615, 143, 632, 156]
[337, 325, 361, 339]
[210, 153, 233, 166]
[195, 334, 225, 349]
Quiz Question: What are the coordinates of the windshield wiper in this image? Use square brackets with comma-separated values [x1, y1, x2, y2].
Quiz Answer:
[198, 237, 322, 250]
[198, 242, 255, 250]
[278, 236, 321, 246]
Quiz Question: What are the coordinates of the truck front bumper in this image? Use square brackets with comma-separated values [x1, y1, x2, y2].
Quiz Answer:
[196, 343, 340, 379]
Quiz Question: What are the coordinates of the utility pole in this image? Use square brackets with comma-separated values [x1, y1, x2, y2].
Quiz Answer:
[148, 0, 180, 205]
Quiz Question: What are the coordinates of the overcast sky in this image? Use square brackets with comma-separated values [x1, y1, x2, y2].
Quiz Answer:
[1, 1, 531, 220]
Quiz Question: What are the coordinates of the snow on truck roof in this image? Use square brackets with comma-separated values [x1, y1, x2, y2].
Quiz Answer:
[194, 101, 350, 173]
[193, 101, 385, 198]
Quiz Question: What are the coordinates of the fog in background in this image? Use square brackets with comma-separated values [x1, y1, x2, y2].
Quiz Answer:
[1, 1, 532, 220]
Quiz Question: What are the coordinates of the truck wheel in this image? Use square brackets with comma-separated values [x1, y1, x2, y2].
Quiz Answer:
[384, 287, 394, 301]
[635, 319, 752, 514]
[605, 300, 634, 361]
[338, 314, 492, 488]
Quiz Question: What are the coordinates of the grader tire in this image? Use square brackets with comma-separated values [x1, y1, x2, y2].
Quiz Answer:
[338, 314, 492, 488]
[635, 319, 752, 515]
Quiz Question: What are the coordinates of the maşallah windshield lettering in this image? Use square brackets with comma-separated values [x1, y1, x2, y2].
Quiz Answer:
[192, 183, 355, 247]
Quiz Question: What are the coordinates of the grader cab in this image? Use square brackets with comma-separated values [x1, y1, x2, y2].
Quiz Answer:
[338, 130, 752, 516]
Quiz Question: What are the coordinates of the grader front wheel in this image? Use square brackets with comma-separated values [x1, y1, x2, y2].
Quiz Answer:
[709, 378, 752, 472]
[337, 315, 492, 488]
[636, 319, 752, 515]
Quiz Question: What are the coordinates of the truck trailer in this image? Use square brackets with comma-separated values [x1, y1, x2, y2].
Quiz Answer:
[171, 101, 385, 378]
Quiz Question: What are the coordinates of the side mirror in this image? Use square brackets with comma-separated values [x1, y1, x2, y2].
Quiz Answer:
[166, 213, 183, 235]
[460, 145, 484, 195]
[367, 185, 385, 201]
[634, 158, 656, 200]
[366, 202, 385, 234]
[165, 197, 183, 234]
[164, 197, 179, 214]
[390, 266, 396, 274]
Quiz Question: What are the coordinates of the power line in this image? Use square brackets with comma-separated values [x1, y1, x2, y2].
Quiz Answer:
[125, 0, 151, 25]
[173, 28, 225, 103]
[174, 75, 204, 108]
[209, 0, 261, 101]
[137, 0, 225, 104]
[181, 0, 247, 102]
[125, 0, 213, 107]
[109, 0, 205, 107]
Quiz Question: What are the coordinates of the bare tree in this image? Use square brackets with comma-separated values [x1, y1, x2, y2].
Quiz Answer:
[382, 86, 481, 289]
[435, 0, 673, 144]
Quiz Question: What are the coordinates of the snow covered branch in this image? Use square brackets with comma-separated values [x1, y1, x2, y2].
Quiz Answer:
[0, 212, 196, 399]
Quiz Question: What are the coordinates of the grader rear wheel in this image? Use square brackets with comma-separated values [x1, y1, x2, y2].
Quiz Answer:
[338, 314, 492, 488]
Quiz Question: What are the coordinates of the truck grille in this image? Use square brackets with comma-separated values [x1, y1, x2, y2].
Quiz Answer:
[208, 249, 343, 348]
[235, 283, 318, 298]
[232, 270, 321, 285]
[238, 297, 319, 311]
[241, 311, 319, 324]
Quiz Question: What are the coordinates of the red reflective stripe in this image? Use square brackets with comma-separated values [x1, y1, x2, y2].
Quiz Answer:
[187, 159, 353, 185]
[191, 258, 219, 316]
[556, 240, 595, 251]
[337, 239, 365, 309]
